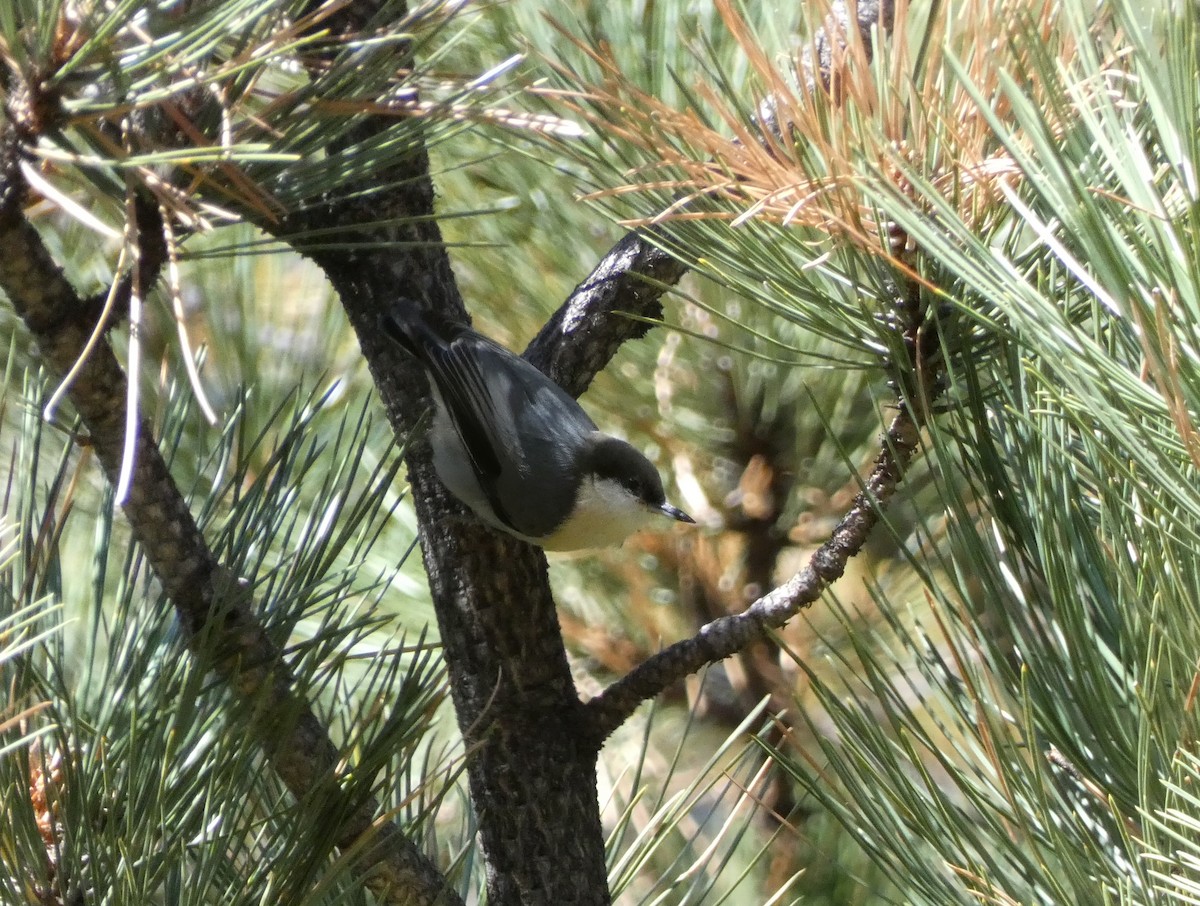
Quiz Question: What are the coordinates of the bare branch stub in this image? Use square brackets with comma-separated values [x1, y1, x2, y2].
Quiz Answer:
[525, 231, 688, 394]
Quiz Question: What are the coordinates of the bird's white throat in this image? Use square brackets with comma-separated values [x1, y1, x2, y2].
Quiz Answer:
[539, 477, 654, 551]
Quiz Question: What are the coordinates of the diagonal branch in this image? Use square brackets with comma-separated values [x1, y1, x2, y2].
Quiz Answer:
[0, 138, 458, 906]
[523, 230, 688, 390]
[581, 404, 922, 748]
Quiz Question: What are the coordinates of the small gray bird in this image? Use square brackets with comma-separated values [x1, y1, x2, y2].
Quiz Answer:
[383, 308, 694, 550]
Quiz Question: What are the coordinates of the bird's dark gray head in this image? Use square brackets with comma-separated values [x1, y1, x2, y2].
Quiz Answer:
[582, 435, 695, 524]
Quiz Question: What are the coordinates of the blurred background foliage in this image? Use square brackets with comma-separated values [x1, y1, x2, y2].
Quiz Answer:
[3, 0, 1199, 903]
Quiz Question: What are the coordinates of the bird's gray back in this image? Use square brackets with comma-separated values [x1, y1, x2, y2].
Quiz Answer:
[430, 329, 596, 537]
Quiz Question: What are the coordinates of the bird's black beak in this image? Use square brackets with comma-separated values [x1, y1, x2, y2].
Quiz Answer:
[658, 502, 695, 524]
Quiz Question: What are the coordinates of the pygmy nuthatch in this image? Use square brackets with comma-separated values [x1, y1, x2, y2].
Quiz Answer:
[384, 309, 694, 550]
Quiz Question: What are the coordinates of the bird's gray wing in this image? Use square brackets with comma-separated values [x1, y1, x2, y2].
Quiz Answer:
[427, 333, 596, 535]
[422, 333, 506, 482]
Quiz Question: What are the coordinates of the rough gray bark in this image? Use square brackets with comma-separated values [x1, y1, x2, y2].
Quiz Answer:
[297, 19, 606, 899]
[291, 212, 687, 906]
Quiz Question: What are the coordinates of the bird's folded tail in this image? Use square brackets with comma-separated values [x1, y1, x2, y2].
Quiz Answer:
[381, 307, 459, 364]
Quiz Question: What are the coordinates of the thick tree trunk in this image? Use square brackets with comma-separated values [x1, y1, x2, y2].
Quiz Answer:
[279, 7, 685, 901]
[293, 140, 611, 904]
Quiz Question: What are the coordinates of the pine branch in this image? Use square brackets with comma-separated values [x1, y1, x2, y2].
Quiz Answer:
[543, 0, 913, 746]
[267, 43, 688, 906]
[0, 132, 457, 906]
[523, 230, 688, 389]
[0, 137, 213, 617]
[582, 403, 922, 747]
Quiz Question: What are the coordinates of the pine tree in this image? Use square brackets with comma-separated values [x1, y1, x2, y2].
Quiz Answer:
[2, 1, 1195, 904]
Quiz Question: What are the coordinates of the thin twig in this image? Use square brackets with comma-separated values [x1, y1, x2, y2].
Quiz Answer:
[582, 405, 922, 747]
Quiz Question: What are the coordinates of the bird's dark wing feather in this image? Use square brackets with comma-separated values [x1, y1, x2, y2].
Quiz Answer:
[445, 335, 597, 535]
[426, 337, 507, 480]
[384, 311, 596, 536]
